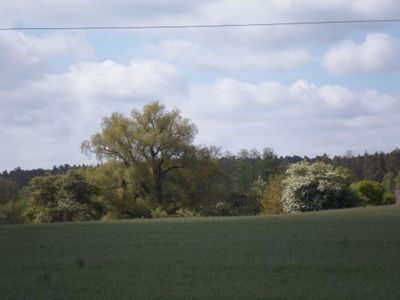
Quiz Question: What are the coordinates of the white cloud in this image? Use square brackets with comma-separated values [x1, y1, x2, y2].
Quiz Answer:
[0, 0, 208, 26]
[2, 1, 399, 50]
[144, 39, 309, 71]
[2, 63, 400, 170]
[322, 33, 400, 74]
[35, 59, 186, 101]
[318, 85, 354, 108]
[183, 78, 400, 156]
[1, 1, 400, 170]
[0, 59, 186, 170]
[0, 31, 94, 87]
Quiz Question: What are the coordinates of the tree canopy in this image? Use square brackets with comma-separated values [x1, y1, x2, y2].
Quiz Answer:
[82, 102, 200, 206]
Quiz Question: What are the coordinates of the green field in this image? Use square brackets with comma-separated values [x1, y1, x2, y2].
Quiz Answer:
[1, 206, 399, 299]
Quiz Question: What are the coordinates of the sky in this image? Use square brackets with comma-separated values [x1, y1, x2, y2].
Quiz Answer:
[1, 0, 400, 171]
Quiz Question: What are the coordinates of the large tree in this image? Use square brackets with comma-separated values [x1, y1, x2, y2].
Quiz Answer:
[81, 102, 198, 206]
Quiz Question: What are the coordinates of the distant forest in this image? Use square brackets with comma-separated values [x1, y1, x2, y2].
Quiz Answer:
[2, 149, 399, 190]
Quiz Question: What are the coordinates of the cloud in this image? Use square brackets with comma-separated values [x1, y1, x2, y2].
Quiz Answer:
[1, 1, 400, 170]
[2, 1, 399, 48]
[0, 0, 211, 26]
[183, 78, 400, 156]
[0, 59, 186, 170]
[322, 33, 400, 74]
[144, 39, 309, 71]
[2, 58, 400, 170]
[0, 31, 94, 88]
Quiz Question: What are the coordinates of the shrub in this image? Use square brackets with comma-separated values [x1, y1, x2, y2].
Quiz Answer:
[175, 207, 198, 217]
[24, 172, 102, 223]
[0, 177, 19, 204]
[101, 210, 123, 221]
[198, 202, 232, 216]
[282, 162, 355, 213]
[350, 180, 385, 206]
[0, 200, 26, 224]
[383, 192, 395, 205]
[151, 206, 168, 218]
[130, 198, 152, 218]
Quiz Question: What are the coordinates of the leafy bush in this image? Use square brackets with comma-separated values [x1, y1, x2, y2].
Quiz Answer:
[197, 202, 232, 216]
[130, 198, 152, 218]
[383, 192, 395, 204]
[101, 210, 123, 221]
[0, 200, 26, 224]
[24, 172, 102, 223]
[151, 206, 169, 218]
[350, 180, 385, 206]
[175, 207, 198, 217]
[282, 162, 355, 213]
[0, 177, 19, 204]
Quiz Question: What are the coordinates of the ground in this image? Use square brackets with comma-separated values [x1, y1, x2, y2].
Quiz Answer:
[1, 205, 399, 299]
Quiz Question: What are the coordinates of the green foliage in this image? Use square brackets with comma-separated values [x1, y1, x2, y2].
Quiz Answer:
[81, 103, 223, 217]
[101, 198, 152, 220]
[0, 199, 26, 224]
[282, 162, 355, 213]
[229, 148, 280, 194]
[260, 174, 284, 215]
[164, 147, 224, 212]
[247, 177, 268, 214]
[82, 102, 198, 206]
[83, 163, 146, 218]
[151, 206, 168, 218]
[24, 172, 102, 223]
[101, 210, 123, 221]
[130, 198, 152, 218]
[198, 202, 231, 216]
[383, 192, 395, 204]
[0, 177, 19, 204]
[219, 191, 260, 216]
[175, 207, 198, 217]
[382, 171, 395, 194]
[350, 180, 385, 206]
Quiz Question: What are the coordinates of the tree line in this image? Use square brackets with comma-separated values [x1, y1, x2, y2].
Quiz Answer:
[1, 102, 399, 223]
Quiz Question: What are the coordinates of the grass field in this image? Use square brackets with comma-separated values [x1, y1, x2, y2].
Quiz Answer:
[1, 205, 399, 299]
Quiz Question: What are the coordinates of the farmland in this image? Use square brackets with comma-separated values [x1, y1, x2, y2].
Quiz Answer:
[1, 205, 399, 299]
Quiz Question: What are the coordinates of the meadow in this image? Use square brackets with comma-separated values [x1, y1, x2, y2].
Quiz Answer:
[1, 205, 399, 299]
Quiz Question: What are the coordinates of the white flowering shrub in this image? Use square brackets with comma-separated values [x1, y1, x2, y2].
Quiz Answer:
[282, 161, 354, 213]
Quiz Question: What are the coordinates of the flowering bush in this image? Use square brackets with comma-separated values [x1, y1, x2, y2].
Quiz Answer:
[282, 162, 355, 213]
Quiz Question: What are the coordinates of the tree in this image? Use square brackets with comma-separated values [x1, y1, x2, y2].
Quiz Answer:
[350, 180, 385, 206]
[163, 147, 223, 212]
[282, 162, 355, 213]
[83, 163, 143, 218]
[382, 172, 395, 194]
[82, 102, 198, 207]
[262, 147, 280, 181]
[236, 149, 250, 193]
[260, 174, 284, 215]
[0, 177, 19, 204]
[25, 172, 101, 223]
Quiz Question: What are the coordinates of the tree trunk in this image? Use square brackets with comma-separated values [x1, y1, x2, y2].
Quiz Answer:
[155, 173, 163, 205]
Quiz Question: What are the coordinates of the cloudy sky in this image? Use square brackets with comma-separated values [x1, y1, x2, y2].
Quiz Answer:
[1, 0, 400, 170]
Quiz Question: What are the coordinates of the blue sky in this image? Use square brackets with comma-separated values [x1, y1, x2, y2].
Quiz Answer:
[1, 0, 400, 170]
